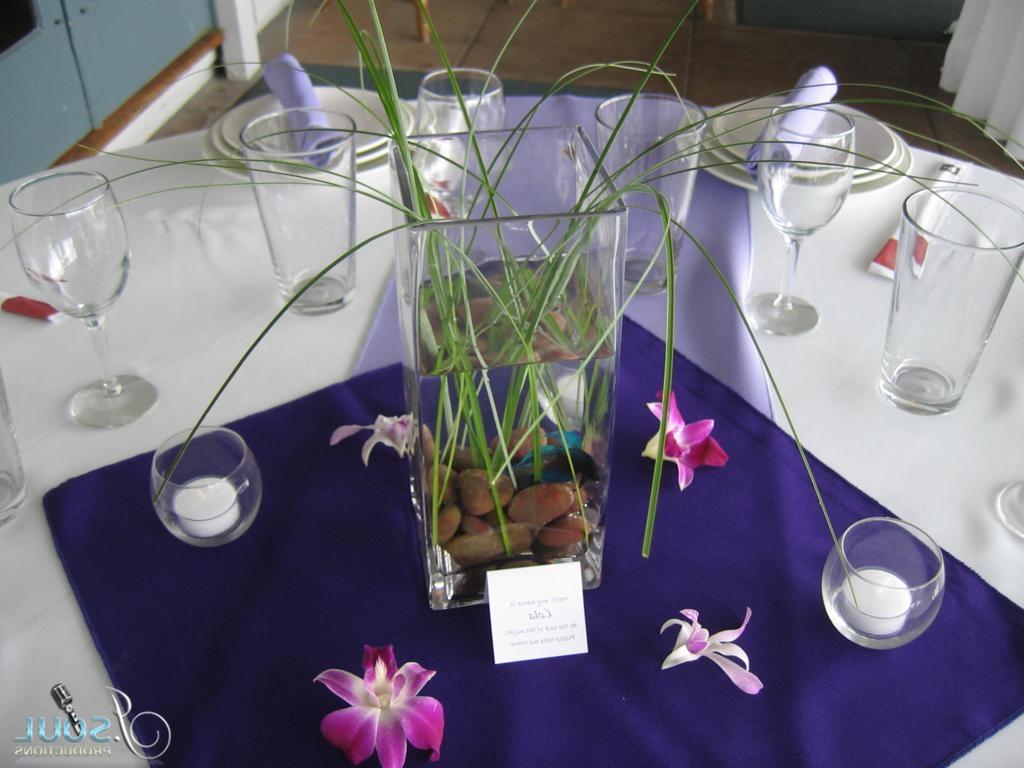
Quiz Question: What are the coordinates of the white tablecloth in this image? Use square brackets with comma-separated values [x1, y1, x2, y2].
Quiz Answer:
[0, 131, 1021, 766]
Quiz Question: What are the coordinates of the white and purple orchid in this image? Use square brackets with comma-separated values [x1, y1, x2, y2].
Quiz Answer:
[330, 414, 415, 466]
[315, 645, 444, 768]
[660, 608, 764, 695]
[642, 391, 728, 490]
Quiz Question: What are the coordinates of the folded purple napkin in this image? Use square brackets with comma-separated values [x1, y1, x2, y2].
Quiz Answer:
[745, 66, 839, 175]
[261, 53, 335, 165]
[43, 318, 1024, 766]
[263, 52, 322, 111]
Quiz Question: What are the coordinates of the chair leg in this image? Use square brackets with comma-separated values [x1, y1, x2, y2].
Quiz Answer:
[414, 0, 430, 42]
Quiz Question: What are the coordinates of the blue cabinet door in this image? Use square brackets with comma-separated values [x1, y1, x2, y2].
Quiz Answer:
[0, 0, 93, 183]
[66, 0, 214, 124]
[0, 0, 215, 184]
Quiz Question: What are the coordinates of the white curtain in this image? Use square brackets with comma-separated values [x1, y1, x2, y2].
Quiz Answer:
[941, 0, 1024, 159]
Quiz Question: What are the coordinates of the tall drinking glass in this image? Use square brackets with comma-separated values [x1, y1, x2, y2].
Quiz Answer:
[0, 364, 27, 526]
[9, 171, 157, 427]
[747, 107, 855, 335]
[240, 107, 357, 314]
[414, 68, 505, 134]
[879, 187, 1024, 415]
[595, 94, 706, 294]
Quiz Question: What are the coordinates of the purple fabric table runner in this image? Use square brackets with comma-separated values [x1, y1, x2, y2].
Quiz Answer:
[357, 94, 771, 414]
[45, 318, 1024, 767]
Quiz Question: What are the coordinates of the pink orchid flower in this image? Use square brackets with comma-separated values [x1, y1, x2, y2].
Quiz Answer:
[642, 391, 728, 490]
[660, 608, 764, 695]
[330, 414, 415, 466]
[315, 645, 444, 768]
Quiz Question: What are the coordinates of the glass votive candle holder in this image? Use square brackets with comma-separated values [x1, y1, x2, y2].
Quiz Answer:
[150, 427, 262, 547]
[821, 517, 944, 649]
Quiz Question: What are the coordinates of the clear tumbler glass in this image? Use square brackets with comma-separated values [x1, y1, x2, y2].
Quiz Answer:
[0, 365, 27, 527]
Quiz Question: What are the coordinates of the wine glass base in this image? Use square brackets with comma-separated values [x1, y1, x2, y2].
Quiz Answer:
[286, 276, 353, 316]
[746, 293, 819, 336]
[70, 375, 158, 428]
[624, 257, 668, 295]
[996, 481, 1024, 539]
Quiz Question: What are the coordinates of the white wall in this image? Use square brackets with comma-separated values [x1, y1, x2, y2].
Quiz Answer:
[216, 0, 292, 81]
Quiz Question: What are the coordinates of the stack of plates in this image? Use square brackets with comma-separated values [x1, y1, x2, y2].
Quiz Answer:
[701, 97, 912, 194]
[203, 86, 414, 178]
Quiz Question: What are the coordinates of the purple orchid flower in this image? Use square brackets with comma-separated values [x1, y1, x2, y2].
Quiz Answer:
[642, 391, 728, 490]
[315, 645, 444, 768]
[330, 414, 415, 466]
[660, 608, 764, 695]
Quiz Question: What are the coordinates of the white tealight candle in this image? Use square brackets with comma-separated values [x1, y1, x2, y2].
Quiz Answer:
[539, 371, 585, 424]
[840, 567, 912, 637]
[172, 476, 241, 538]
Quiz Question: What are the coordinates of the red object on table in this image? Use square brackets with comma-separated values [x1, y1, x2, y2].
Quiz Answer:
[869, 163, 962, 279]
[2, 295, 60, 321]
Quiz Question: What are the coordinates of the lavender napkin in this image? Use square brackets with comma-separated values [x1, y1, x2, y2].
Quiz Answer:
[263, 52, 321, 111]
[43, 318, 1024, 767]
[261, 53, 334, 164]
[745, 66, 839, 175]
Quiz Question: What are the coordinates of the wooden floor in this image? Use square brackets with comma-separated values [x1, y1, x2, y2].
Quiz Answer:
[153, 0, 1018, 175]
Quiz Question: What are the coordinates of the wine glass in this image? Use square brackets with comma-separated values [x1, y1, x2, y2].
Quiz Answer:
[997, 481, 1024, 539]
[413, 69, 506, 221]
[9, 170, 157, 427]
[414, 68, 505, 134]
[746, 106, 855, 335]
[595, 94, 707, 294]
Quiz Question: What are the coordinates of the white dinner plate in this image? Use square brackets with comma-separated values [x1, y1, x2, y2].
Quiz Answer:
[699, 131, 912, 195]
[846, 140, 914, 193]
[200, 129, 250, 179]
[205, 115, 392, 174]
[213, 86, 413, 156]
[209, 118, 242, 160]
[706, 97, 900, 175]
[356, 141, 390, 167]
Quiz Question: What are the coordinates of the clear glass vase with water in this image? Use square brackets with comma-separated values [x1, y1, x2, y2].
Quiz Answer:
[390, 125, 626, 608]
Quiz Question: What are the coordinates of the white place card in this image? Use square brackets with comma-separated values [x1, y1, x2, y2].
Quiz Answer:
[486, 561, 589, 664]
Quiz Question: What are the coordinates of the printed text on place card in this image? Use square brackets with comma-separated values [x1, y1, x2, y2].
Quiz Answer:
[486, 562, 589, 664]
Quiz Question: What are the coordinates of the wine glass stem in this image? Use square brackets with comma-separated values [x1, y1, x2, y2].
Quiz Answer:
[774, 234, 803, 310]
[84, 316, 123, 398]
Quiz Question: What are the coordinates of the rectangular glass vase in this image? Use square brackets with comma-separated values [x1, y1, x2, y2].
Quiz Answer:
[390, 125, 626, 609]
